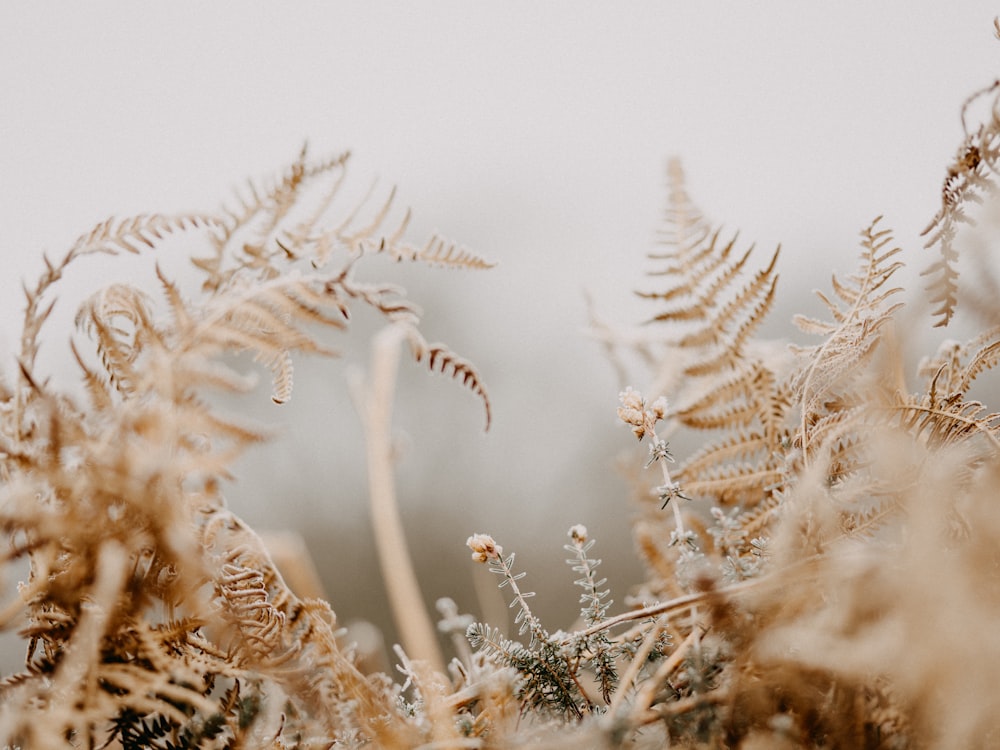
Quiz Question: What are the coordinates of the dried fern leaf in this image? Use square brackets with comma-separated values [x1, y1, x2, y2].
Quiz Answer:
[797, 405, 867, 456]
[952, 325, 1000, 394]
[792, 218, 904, 458]
[207, 149, 351, 279]
[734, 492, 785, 539]
[641, 229, 735, 290]
[642, 234, 748, 330]
[680, 430, 771, 481]
[177, 275, 348, 405]
[676, 363, 764, 430]
[645, 222, 715, 267]
[683, 266, 779, 376]
[921, 81, 1000, 327]
[682, 463, 784, 506]
[74, 284, 156, 398]
[1, 148, 496, 747]
[333, 271, 421, 323]
[757, 366, 792, 446]
[255, 148, 352, 247]
[288, 151, 352, 242]
[411, 234, 496, 270]
[336, 183, 398, 251]
[271, 349, 294, 404]
[68, 213, 220, 256]
[404, 327, 492, 430]
[645, 302, 711, 324]
[69, 339, 115, 413]
[837, 498, 902, 540]
[671, 243, 777, 348]
[639, 160, 722, 322]
[680, 434, 786, 505]
[642, 237, 753, 338]
[654, 157, 713, 256]
[889, 394, 1000, 450]
[792, 312, 840, 336]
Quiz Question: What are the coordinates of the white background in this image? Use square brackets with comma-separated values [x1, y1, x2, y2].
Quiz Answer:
[2, 3, 998, 649]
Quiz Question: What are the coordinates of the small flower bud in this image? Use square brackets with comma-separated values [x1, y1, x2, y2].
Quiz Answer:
[617, 405, 645, 427]
[650, 396, 668, 420]
[618, 386, 644, 411]
[568, 524, 588, 545]
[466, 533, 502, 563]
[617, 388, 669, 442]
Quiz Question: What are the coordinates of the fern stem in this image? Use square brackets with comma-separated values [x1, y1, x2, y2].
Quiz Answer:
[350, 323, 445, 675]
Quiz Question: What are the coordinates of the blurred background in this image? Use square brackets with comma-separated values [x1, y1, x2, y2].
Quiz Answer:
[1, 3, 998, 666]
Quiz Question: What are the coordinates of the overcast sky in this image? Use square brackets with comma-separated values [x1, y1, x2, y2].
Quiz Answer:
[2, 3, 999, 640]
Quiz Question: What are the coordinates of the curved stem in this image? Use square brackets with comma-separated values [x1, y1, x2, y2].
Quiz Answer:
[350, 323, 444, 674]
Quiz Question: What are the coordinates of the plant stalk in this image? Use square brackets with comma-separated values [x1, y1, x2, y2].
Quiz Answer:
[351, 323, 445, 675]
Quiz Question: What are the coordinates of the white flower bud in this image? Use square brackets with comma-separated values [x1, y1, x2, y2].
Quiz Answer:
[466, 533, 502, 563]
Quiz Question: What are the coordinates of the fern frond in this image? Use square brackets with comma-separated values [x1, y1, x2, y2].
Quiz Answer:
[793, 218, 904, 460]
[837, 498, 901, 541]
[679, 430, 783, 505]
[639, 160, 726, 324]
[220, 147, 352, 254]
[733, 492, 785, 540]
[673, 244, 756, 346]
[640, 230, 738, 301]
[643, 234, 750, 330]
[1, 148, 502, 747]
[682, 258, 780, 376]
[888, 393, 1000, 450]
[798, 405, 867, 457]
[74, 284, 156, 398]
[411, 234, 496, 270]
[331, 270, 420, 323]
[921, 81, 1000, 327]
[651, 157, 713, 260]
[638, 160, 782, 397]
[682, 465, 784, 506]
[681, 431, 770, 478]
[676, 363, 768, 431]
[404, 327, 492, 430]
[68, 213, 220, 257]
[951, 325, 1000, 395]
[757, 365, 793, 445]
[69, 339, 115, 415]
[792, 313, 839, 337]
[270, 349, 294, 405]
